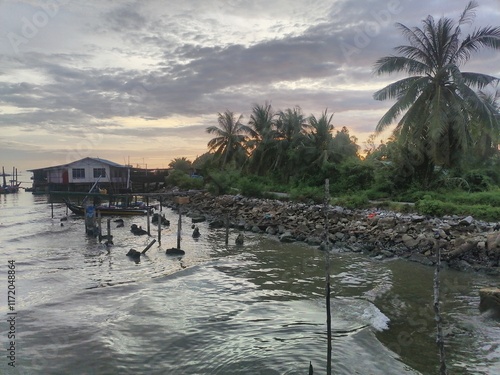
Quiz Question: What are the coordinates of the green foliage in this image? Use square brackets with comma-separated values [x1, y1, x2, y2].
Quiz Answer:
[165, 169, 204, 190]
[462, 170, 492, 192]
[415, 198, 451, 217]
[205, 169, 242, 195]
[168, 157, 192, 173]
[239, 177, 264, 198]
[289, 185, 324, 203]
[338, 159, 375, 191]
[333, 192, 370, 209]
[414, 189, 500, 221]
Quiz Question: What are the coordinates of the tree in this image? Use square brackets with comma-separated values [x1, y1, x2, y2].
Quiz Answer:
[273, 106, 307, 181]
[247, 102, 277, 175]
[373, 1, 500, 184]
[168, 157, 192, 173]
[304, 109, 335, 168]
[206, 110, 253, 168]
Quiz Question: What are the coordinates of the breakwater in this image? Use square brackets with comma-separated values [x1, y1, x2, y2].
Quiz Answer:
[164, 191, 500, 274]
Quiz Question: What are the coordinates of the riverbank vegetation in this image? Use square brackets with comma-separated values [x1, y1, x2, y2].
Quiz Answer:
[166, 1, 500, 223]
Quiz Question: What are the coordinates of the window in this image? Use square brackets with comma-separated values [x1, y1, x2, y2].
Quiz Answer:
[93, 168, 106, 178]
[72, 168, 85, 179]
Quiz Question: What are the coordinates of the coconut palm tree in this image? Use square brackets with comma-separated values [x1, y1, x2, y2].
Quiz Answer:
[373, 1, 500, 182]
[273, 106, 307, 181]
[304, 109, 335, 168]
[206, 110, 253, 168]
[247, 102, 277, 175]
[473, 89, 500, 160]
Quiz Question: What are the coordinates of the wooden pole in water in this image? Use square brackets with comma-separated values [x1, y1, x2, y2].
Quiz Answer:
[142, 239, 156, 254]
[51, 201, 54, 218]
[146, 196, 151, 235]
[177, 205, 182, 250]
[107, 218, 111, 239]
[324, 178, 332, 375]
[225, 212, 229, 245]
[434, 247, 447, 375]
[97, 210, 102, 241]
[157, 198, 162, 244]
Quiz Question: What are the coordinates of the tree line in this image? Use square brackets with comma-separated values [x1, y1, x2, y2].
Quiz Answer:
[169, 1, 500, 201]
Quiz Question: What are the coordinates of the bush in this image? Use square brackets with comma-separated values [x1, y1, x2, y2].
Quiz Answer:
[205, 169, 241, 195]
[415, 198, 451, 217]
[338, 159, 375, 191]
[334, 192, 370, 209]
[165, 170, 204, 190]
[289, 186, 324, 203]
[462, 171, 491, 192]
[239, 177, 264, 198]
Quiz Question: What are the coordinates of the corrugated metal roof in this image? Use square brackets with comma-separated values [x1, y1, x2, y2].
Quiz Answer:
[28, 157, 126, 171]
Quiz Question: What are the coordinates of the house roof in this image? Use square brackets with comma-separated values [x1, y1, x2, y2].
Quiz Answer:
[28, 157, 126, 172]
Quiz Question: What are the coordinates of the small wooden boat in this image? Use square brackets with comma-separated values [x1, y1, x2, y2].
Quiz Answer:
[64, 200, 151, 216]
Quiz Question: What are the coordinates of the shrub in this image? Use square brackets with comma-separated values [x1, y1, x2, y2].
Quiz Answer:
[239, 177, 264, 198]
[165, 170, 204, 190]
[462, 171, 491, 192]
[415, 198, 451, 217]
[334, 192, 370, 209]
[289, 186, 324, 203]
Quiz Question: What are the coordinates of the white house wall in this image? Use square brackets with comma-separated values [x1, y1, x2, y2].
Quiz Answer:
[47, 169, 64, 184]
[68, 160, 111, 184]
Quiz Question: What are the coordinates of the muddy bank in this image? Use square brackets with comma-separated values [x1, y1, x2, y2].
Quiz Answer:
[162, 191, 500, 275]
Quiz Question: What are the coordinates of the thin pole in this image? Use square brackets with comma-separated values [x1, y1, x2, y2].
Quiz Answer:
[225, 212, 229, 245]
[177, 205, 182, 249]
[324, 178, 332, 375]
[51, 201, 54, 219]
[146, 196, 151, 235]
[158, 198, 162, 244]
[434, 247, 447, 374]
[107, 218, 111, 239]
[97, 210, 102, 241]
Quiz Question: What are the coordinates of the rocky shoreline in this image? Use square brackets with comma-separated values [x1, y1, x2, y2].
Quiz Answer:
[163, 191, 500, 275]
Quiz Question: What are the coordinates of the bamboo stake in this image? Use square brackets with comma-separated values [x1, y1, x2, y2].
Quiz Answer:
[225, 212, 229, 245]
[158, 197, 162, 244]
[146, 196, 151, 235]
[142, 239, 156, 254]
[177, 205, 182, 249]
[434, 247, 447, 374]
[107, 218, 111, 239]
[97, 210, 102, 241]
[324, 178, 332, 375]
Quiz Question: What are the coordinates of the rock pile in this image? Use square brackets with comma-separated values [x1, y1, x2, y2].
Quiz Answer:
[164, 192, 500, 274]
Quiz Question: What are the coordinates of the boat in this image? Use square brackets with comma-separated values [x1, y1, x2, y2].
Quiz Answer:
[64, 200, 152, 216]
[0, 167, 20, 194]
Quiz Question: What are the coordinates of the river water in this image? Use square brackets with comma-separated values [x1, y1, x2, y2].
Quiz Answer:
[0, 192, 499, 375]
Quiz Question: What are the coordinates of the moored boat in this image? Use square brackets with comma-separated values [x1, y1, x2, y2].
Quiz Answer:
[64, 200, 151, 216]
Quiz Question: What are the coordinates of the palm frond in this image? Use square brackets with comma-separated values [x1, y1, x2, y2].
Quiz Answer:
[454, 26, 500, 64]
[460, 71, 499, 89]
[373, 76, 426, 101]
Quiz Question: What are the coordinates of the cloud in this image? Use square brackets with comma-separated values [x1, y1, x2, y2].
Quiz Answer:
[1, 0, 499, 171]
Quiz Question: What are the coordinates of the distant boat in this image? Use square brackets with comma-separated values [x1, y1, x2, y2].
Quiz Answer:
[63, 200, 151, 216]
[0, 185, 20, 194]
[0, 166, 20, 194]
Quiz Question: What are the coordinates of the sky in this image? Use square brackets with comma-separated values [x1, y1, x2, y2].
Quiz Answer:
[1, 0, 499, 174]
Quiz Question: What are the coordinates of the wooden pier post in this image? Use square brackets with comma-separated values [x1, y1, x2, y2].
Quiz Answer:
[146, 196, 151, 235]
[174, 196, 190, 249]
[225, 212, 229, 245]
[177, 206, 182, 250]
[51, 201, 54, 218]
[107, 218, 111, 239]
[97, 210, 102, 241]
[158, 198, 162, 244]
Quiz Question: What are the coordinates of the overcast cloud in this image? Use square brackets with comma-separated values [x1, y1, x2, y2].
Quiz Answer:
[1, 0, 499, 173]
